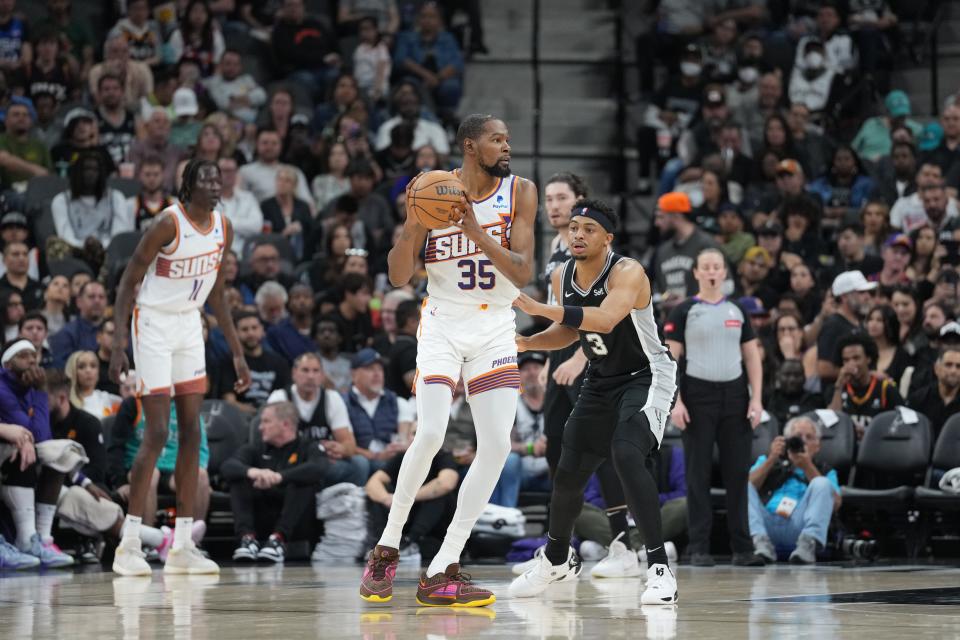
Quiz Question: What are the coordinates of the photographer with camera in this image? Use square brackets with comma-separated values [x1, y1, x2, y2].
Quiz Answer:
[747, 416, 841, 565]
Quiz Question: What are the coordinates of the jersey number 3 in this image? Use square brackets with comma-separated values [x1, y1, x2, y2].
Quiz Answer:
[584, 332, 608, 356]
[458, 259, 495, 290]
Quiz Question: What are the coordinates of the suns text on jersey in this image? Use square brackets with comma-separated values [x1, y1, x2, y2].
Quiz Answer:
[426, 220, 510, 263]
[156, 247, 223, 279]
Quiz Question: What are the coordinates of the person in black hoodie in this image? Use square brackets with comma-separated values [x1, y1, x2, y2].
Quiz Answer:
[222, 401, 330, 563]
[271, 0, 340, 100]
[765, 359, 821, 427]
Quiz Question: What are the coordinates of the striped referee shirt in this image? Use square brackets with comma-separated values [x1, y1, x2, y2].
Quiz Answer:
[664, 297, 755, 382]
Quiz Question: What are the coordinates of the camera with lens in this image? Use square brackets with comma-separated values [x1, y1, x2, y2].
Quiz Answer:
[840, 536, 878, 561]
[783, 435, 805, 457]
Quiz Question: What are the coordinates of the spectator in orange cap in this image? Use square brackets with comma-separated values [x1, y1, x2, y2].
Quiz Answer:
[651, 192, 727, 304]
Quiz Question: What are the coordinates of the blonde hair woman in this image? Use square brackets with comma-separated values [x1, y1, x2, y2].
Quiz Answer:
[65, 350, 121, 418]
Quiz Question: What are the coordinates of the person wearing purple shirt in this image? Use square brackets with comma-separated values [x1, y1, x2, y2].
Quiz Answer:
[0, 340, 74, 566]
[575, 443, 687, 554]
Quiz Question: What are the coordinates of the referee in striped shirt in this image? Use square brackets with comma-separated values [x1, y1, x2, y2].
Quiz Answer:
[664, 248, 765, 567]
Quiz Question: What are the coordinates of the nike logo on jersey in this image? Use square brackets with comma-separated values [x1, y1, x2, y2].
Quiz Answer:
[565, 292, 575, 298]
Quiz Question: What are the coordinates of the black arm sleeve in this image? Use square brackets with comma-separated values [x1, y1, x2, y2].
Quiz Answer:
[106, 397, 137, 488]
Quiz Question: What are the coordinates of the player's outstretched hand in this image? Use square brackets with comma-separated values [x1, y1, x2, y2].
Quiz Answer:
[512, 292, 543, 317]
[233, 355, 252, 394]
[108, 350, 129, 385]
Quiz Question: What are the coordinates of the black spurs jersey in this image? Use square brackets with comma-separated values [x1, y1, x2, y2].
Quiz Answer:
[559, 252, 676, 402]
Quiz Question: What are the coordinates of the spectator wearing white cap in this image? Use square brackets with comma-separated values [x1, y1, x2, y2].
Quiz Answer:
[817, 270, 876, 384]
[169, 87, 203, 148]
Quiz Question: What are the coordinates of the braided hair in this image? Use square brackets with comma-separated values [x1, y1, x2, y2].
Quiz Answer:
[178, 158, 219, 204]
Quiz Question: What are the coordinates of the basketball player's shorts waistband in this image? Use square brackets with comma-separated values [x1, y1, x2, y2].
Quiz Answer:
[136, 304, 201, 317]
[422, 296, 514, 314]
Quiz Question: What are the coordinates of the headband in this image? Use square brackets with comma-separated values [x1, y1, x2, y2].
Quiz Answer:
[1, 339, 35, 366]
[571, 206, 615, 233]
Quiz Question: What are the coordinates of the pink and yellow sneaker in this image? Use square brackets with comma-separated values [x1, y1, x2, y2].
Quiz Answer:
[359, 545, 399, 603]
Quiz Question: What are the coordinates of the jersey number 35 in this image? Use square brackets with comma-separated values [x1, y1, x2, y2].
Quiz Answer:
[457, 259, 495, 290]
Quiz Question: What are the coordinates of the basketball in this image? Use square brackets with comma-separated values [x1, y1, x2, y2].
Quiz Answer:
[408, 170, 466, 229]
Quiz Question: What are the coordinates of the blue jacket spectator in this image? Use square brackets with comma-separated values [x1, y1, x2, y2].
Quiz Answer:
[342, 349, 414, 467]
[806, 145, 874, 224]
[393, 3, 463, 113]
[49, 281, 107, 369]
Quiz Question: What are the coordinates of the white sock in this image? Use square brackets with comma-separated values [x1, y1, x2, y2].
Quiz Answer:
[140, 525, 163, 548]
[426, 387, 518, 578]
[173, 517, 193, 550]
[36, 503, 56, 543]
[1, 486, 37, 548]
[121, 515, 142, 543]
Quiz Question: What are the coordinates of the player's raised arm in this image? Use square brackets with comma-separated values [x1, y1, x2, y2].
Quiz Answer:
[453, 178, 536, 288]
[109, 214, 178, 384]
[514, 260, 646, 334]
[208, 217, 251, 394]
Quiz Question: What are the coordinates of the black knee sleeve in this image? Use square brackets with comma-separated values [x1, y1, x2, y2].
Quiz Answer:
[558, 446, 605, 476]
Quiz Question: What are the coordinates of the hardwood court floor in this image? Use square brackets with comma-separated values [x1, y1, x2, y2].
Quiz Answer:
[1, 562, 959, 639]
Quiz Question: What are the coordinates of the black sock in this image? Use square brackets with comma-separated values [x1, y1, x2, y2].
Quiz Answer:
[544, 534, 570, 565]
[605, 506, 632, 549]
[646, 545, 668, 567]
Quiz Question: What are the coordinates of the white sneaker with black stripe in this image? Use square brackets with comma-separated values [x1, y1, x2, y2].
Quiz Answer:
[256, 535, 285, 563]
[641, 563, 678, 605]
[508, 547, 583, 598]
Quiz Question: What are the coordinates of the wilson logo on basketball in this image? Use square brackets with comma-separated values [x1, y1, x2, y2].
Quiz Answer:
[156, 248, 222, 279]
[435, 185, 463, 196]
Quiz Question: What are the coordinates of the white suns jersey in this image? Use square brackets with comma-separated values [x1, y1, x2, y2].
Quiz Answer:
[137, 204, 226, 313]
[424, 172, 521, 308]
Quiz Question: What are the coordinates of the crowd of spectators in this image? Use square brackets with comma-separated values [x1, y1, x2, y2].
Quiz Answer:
[0, 0, 954, 569]
[0, 0, 491, 567]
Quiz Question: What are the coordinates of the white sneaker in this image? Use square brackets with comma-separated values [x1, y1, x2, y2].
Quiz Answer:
[638, 541, 679, 564]
[511, 546, 545, 575]
[163, 542, 220, 575]
[640, 563, 678, 605]
[590, 533, 641, 579]
[113, 537, 152, 577]
[508, 547, 582, 598]
[578, 540, 606, 561]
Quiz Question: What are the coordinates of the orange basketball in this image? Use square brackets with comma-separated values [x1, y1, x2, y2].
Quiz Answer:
[408, 170, 465, 230]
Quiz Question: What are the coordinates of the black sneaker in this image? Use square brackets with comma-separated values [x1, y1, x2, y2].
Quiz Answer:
[232, 535, 260, 561]
[257, 534, 285, 563]
[731, 552, 765, 567]
[689, 552, 716, 567]
[77, 539, 100, 564]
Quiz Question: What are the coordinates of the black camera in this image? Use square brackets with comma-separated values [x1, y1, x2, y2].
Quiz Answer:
[785, 436, 805, 454]
[841, 536, 878, 561]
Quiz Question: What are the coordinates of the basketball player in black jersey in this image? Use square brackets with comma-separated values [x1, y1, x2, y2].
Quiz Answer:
[514, 173, 652, 580]
[508, 199, 679, 605]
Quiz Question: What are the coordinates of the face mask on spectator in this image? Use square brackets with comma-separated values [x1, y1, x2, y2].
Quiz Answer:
[738, 66, 758, 84]
[805, 51, 825, 69]
[680, 62, 702, 77]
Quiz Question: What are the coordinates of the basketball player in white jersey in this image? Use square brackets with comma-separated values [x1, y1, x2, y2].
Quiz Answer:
[109, 159, 251, 575]
[359, 114, 537, 607]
